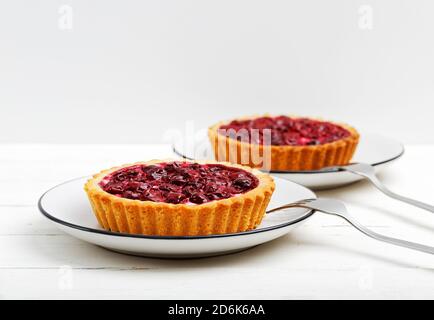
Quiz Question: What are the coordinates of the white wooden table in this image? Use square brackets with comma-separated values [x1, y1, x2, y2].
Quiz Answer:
[1, 144, 433, 299]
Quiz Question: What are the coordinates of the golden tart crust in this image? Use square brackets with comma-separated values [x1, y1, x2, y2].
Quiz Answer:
[208, 115, 360, 171]
[84, 159, 275, 236]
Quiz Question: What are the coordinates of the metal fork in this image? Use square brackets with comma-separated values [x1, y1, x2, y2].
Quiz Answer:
[334, 163, 434, 213]
[267, 198, 434, 255]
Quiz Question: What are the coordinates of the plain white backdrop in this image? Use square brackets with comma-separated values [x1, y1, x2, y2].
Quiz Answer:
[1, 0, 433, 144]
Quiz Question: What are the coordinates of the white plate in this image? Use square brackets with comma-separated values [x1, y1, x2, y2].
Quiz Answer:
[39, 177, 315, 258]
[172, 132, 404, 190]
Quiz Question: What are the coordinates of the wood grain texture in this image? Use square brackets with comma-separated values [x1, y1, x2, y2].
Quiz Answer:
[0, 144, 433, 299]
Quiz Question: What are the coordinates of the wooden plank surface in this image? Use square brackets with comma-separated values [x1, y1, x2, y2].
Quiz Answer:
[0, 144, 433, 299]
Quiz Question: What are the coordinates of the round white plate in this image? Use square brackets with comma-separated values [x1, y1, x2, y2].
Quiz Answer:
[39, 177, 315, 258]
[172, 132, 404, 190]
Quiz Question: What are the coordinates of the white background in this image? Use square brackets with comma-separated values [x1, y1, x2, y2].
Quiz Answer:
[1, 0, 434, 144]
[1, 2, 434, 300]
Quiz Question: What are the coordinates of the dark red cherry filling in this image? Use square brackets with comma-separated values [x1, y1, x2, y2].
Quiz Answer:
[219, 116, 350, 146]
[99, 162, 259, 204]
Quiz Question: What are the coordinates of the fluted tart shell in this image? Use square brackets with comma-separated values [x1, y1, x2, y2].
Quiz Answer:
[84, 159, 275, 236]
[208, 115, 360, 171]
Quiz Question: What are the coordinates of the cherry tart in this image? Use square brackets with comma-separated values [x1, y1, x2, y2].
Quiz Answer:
[84, 160, 275, 236]
[208, 115, 359, 171]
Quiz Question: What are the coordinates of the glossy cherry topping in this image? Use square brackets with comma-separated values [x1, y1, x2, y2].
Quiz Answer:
[219, 116, 350, 146]
[99, 162, 259, 204]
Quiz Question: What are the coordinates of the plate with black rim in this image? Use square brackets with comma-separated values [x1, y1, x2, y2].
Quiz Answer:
[39, 176, 315, 259]
[172, 131, 404, 190]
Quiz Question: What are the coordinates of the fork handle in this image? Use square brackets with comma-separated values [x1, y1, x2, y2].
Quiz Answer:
[364, 174, 434, 213]
[317, 204, 434, 255]
[341, 164, 434, 213]
[269, 198, 434, 255]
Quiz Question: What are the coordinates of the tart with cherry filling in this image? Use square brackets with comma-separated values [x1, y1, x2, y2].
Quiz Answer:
[208, 115, 359, 171]
[84, 160, 275, 236]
